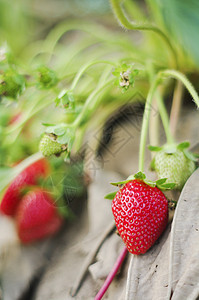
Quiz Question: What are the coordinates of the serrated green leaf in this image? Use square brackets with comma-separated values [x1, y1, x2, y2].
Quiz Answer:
[134, 171, 146, 180]
[56, 133, 68, 144]
[56, 127, 75, 151]
[45, 123, 66, 135]
[156, 178, 167, 185]
[148, 145, 162, 151]
[111, 180, 130, 186]
[177, 141, 190, 150]
[159, 183, 176, 190]
[104, 191, 117, 200]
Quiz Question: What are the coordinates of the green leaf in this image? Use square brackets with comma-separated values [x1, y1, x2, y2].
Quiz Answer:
[156, 178, 167, 185]
[104, 191, 117, 200]
[134, 171, 146, 180]
[159, 183, 176, 190]
[45, 123, 67, 135]
[56, 127, 75, 151]
[177, 141, 190, 150]
[53, 127, 66, 136]
[148, 145, 162, 152]
[111, 180, 130, 186]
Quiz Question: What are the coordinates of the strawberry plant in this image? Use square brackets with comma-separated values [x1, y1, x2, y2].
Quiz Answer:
[0, 0, 199, 299]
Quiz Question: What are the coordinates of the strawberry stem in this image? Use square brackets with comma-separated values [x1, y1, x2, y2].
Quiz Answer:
[170, 81, 183, 138]
[70, 60, 116, 91]
[109, 0, 178, 68]
[159, 70, 199, 108]
[156, 90, 175, 145]
[139, 77, 159, 171]
[147, 62, 174, 147]
[73, 78, 115, 128]
[94, 246, 128, 300]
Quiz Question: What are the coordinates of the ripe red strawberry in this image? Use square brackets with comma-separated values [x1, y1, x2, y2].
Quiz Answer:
[0, 159, 50, 216]
[16, 189, 63, 244]
[112, 179, 168, 255]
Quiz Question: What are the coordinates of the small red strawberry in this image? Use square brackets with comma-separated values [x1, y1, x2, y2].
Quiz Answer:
[0, 159, 50, 216]
[111, 175, 169, 255]
[16, 189, 63, 244]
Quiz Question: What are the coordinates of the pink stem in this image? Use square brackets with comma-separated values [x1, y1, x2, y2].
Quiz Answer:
[94, 246, 128, 300]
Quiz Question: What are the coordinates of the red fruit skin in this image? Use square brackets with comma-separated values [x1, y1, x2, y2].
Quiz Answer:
[112, 179, 168, 255]
[16, 189, 63, 244]
[0, 159, 50, 216]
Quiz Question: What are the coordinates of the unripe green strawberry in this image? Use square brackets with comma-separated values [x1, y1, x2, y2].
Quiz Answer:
[37, 66, 58, 89]
[152, 148, 196, 190]
[39, 134, 67, 157]
[0, 69, 25, 99]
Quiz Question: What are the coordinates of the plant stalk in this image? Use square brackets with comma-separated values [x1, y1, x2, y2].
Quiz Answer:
[159, 70, 199, 108]
[169, 81, 183, 137]
[156, 89, 175, 145]
[71, 60, 116, 91]
[73, 78, 115, 128]
[94, 246, 128, 300]
[139, 78, 159, 171]
[109, 0, 178, 68]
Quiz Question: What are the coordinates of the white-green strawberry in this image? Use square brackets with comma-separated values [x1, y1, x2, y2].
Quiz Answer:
[150, 142, 197, 190]
[39, 134, 67, 157]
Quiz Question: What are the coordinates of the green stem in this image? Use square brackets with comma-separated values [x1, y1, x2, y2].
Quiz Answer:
[70, 60, 116, 91]
[139, 78, 159, 171]
[159, 70, 199, 108]
[156, 90, 174, 144]
[73, 78, 115, 128]
[149, 98, 159, 149]
[110, 0, 178, 68]
[170, 81, 183, 138]
[147, 61, 174, 148]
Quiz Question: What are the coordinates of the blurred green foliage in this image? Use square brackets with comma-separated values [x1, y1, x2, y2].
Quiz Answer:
[154, 0, 199, 66]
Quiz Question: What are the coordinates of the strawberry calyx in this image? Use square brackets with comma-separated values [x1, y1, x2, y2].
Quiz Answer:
[149, 141, 198, 162]
[105, 171, 176, 200]
[41, 123, 76, 160]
